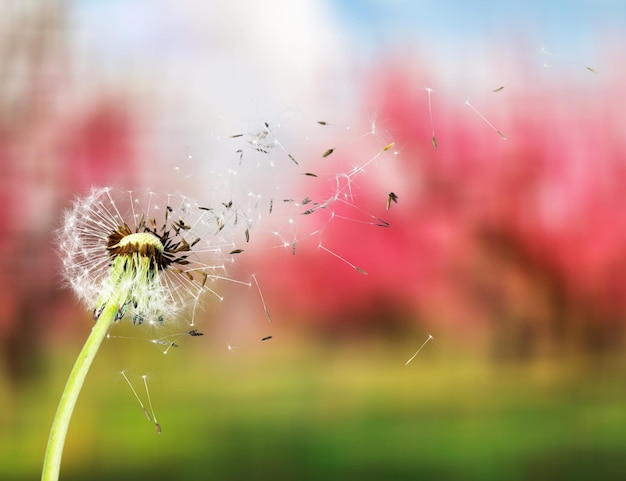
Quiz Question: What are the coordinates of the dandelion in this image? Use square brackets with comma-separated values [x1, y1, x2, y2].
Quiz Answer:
[58, 187, 225, 326]
[43, 186, 226, 481]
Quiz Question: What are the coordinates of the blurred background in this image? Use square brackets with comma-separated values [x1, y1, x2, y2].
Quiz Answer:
[2, 0, 626, 479]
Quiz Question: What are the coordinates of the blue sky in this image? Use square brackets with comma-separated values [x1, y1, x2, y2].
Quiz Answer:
[331, 0, 626, 55]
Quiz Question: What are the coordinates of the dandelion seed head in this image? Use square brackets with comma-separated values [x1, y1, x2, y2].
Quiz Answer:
[58, 187, 229, 326]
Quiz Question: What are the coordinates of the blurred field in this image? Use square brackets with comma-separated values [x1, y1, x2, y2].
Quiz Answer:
[3, 332, 626, 481]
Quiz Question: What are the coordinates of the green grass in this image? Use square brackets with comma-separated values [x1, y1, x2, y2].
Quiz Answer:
[3, 337, 626, 481]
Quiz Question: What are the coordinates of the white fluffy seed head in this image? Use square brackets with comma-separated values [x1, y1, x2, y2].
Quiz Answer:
[57, 187, 232, 325]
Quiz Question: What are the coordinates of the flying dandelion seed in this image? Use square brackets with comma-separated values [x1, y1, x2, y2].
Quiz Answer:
[425, 87, 438, 149]
[121, 371, 153, 423]
[464, 99, 507, 140]
[405, 334, 434, 366]
[251, 273, 272, 323]
[322, 148, 335, 158]
[386, 192, 399, 210]
[142, 375, 161, 434]
[57, 187, 232, 328]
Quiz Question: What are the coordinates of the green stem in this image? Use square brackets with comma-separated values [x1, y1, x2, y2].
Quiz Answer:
[41, 301, 119, 481]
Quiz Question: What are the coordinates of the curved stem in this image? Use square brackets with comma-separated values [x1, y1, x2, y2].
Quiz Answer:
[41, 301, 118, 481]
